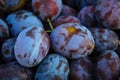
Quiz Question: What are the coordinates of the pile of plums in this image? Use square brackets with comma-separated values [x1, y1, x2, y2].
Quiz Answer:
[0, 0, 120, 80]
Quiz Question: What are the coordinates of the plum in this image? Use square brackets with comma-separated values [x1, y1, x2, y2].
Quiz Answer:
[77, 6, 97, 28]
[95, 0, 120, 30]
[0, 61, 33, 80]
[50, 23, 95, 59]
[14, 27, 50, 67]
[1, 38, 16, 62]
[95, 50, 120, 80]
[35, 54, 70, 80]
[32, 0, 62, 21]
[90, 28, 119, 52]
[6, 10, 43, 37]
[70, 57, 93, 80]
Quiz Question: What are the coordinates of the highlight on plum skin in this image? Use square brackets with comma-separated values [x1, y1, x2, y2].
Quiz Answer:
[50, 23, 95, 59]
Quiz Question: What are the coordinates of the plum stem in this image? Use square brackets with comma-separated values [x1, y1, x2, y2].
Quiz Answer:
[47, 18, 54, 31]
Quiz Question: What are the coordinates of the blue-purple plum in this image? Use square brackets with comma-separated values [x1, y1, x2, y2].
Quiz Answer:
[6, 10, 43, 37]
[35, 54, 70, 80]
[50, 23, 95, 59]
[14, 27, 50, 67]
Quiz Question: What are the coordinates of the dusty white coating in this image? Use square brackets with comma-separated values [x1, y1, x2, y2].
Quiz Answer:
[6, 10, 43, 37]
[14, 27, 50, 67]
[50, 23, 95, 59]
[35, 54, 69, 80]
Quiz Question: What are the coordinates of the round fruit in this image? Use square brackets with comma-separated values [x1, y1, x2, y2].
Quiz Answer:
[0, 61, 33, 80]
[1, 38, 16, 62]
[90, 28, 119, 52]
[32, 0, 62, 21]
[35, 54, 70, 80]
[77, 6, 97, 28]
[50, 23, 95, 59]
[95, 50, 120, 80]
[95, 0, 120, 30]
[14, 27, 50, 67]
[6, 10, 43, 37]
[70, 57, 93, 80]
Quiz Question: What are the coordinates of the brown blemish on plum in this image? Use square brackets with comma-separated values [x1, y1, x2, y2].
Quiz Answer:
[104, 10, 112, 21]
[41, 30, 50, 49]
[4, 49, 9, 55]
[52, 75, 61, 80]
[26, 27, 37, 39]
[24, 53, 27, 58]
[98, 29, 105, 33]
[60, 26, 81, 52]
[56, 61, 62, 70]
[33, 58, 37, 65]
[0, 25, 7, 35]
[16, 10, 26, 21]
[105, 52, 112, 60]
[17, 54, 22, 59]
[64, 65, 69, 72]
[69, 49, 78, 55]
[40, 45, 46, 57]
[21, 26, 26, 30]
[34, 2, 40, 10]
[60, 45, 64, 50]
